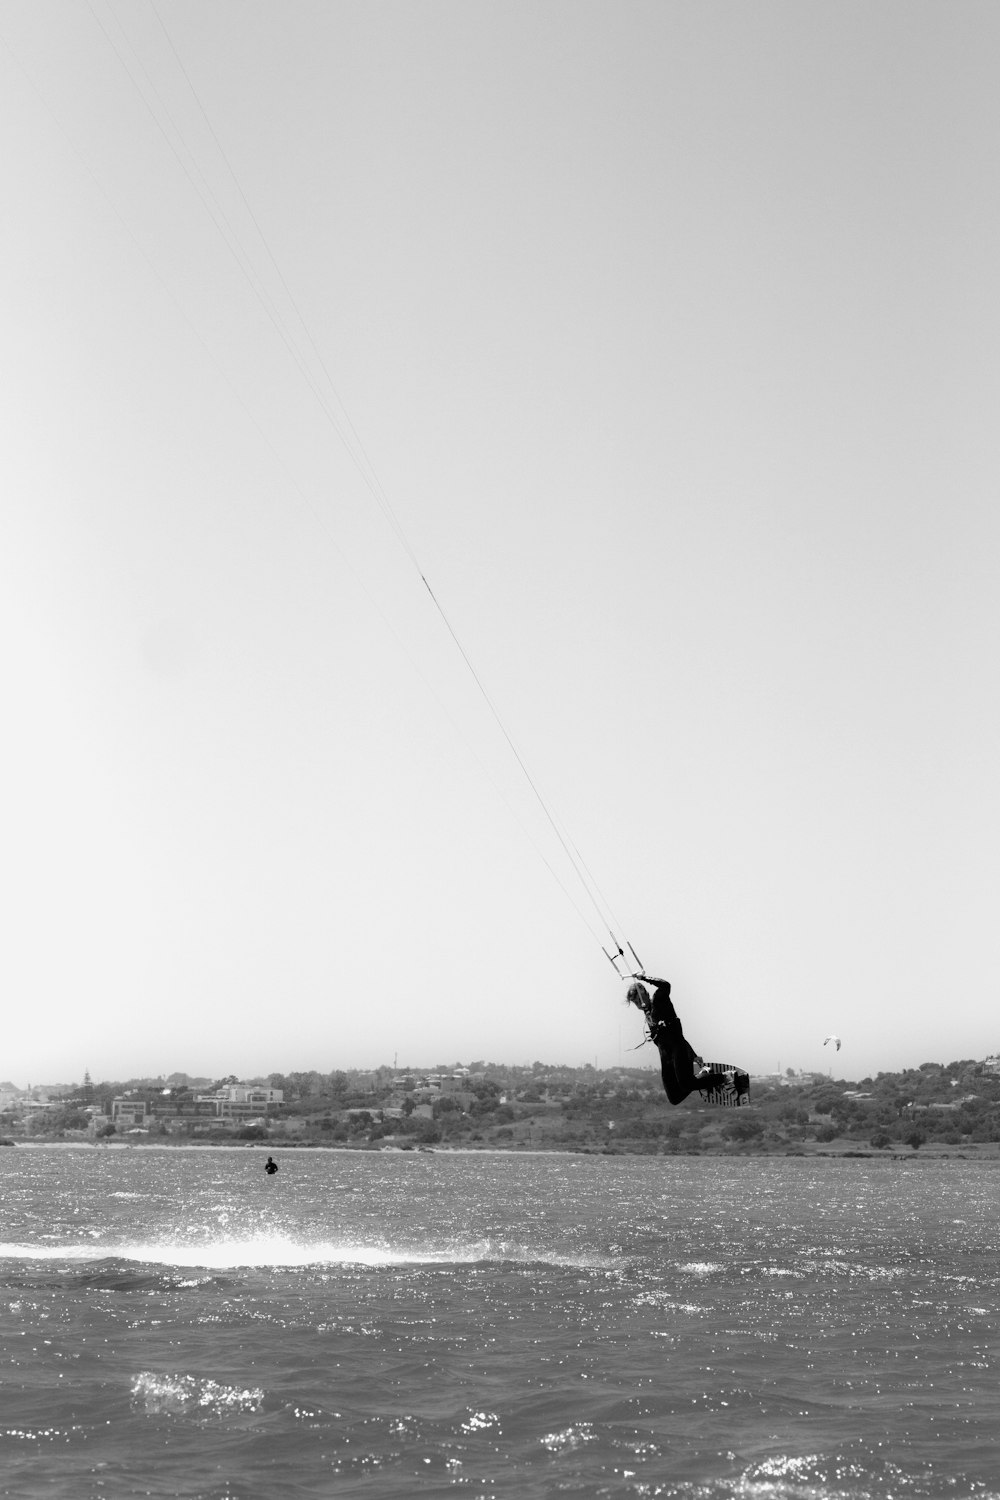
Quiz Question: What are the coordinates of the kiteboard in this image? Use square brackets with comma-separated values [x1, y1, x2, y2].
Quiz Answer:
[698, 1065, 750, 1107]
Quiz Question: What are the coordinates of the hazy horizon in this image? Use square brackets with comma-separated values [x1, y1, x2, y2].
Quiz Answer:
[6, 1042, 993, 1097]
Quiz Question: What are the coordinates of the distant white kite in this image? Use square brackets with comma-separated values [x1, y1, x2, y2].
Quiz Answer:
[824, 1035, 842, 1052]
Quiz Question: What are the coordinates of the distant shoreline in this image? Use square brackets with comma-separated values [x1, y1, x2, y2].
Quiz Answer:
[9, 1138, 1000, 1163]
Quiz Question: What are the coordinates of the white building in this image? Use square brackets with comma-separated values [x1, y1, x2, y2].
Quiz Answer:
[192, 1084, 284, 1117]
[111, 1099, 149, 1125]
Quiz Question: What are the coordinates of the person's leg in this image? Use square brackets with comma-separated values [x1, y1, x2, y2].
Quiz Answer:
[649, 985, 700, 1104]
[658, 1051, 692, 1104]
[627, 980, 704, 1104]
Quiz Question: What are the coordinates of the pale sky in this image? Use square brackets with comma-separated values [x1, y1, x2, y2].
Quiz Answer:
[2, 1, 999, 1087]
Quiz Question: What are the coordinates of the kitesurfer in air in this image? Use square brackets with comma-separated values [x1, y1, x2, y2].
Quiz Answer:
[626, 975, 749, 1106]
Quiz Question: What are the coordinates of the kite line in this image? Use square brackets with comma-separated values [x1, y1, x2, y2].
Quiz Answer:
[18, 1, 647, 975]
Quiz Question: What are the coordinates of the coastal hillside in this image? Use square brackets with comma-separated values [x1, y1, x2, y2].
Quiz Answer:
[6, 1056, 1000, 1157]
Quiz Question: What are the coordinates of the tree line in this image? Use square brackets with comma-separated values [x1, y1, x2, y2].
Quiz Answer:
[7, 1056, 1000, 1153]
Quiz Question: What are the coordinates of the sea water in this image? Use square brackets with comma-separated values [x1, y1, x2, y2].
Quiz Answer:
[1, 1147, 998, 1499]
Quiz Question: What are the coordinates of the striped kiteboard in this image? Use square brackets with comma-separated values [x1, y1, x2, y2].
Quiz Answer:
[700, 1066, 751, 1107]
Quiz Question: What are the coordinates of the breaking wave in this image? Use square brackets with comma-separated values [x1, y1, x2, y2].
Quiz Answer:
[0, 1234, 614, 1271]
[131, 1371, 264, 1417]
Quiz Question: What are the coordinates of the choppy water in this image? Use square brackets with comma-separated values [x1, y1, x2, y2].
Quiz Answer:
[1, 1146, 998, 1499]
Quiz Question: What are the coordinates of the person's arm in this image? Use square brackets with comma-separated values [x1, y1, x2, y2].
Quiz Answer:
[636, 973, 670, 988]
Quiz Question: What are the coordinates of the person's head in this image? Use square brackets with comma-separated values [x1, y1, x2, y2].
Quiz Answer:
[626, 981, 650, 1009]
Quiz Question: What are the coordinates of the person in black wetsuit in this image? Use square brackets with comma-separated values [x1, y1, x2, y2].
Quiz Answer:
[264, 1156, 278, 1175]
[627, 975, 747, 1106]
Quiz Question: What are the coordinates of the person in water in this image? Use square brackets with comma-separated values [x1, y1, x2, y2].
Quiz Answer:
[264, 1156, 278, 1175]
[626, 975, 748, 1106]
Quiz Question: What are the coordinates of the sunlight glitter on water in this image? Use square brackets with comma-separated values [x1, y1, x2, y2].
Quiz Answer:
[5, 1151, 1000, 1499]
[0, 1233, 618, 1270]
[0, 1236, 458, 1267]
[130, 1372, 265, 1417]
